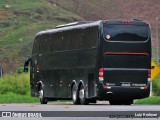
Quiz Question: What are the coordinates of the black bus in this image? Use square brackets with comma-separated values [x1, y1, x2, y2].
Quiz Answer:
[25, 19, 151, 105]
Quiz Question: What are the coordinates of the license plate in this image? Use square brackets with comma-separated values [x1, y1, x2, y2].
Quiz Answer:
[120, 82, 131, 87]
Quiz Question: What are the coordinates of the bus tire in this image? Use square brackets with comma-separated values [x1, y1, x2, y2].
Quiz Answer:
[39, 86, 48, 104]
[79, 85, 89, 105]
[72, 84, 80, 105]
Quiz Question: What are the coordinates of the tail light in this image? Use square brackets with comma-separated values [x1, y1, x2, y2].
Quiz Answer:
[99, 68, 104, 81]
[144, 86, 148, 90]
[148, 69, 151, 82]
[148, 69, 151, 78]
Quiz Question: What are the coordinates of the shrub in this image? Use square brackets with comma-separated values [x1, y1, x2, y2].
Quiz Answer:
[0, 73, 30, 95]
[16, 67, 24, 73]
[152, 75, 160, 96]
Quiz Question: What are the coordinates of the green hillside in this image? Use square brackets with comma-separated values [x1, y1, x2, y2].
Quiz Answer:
[0, 0, 83, 73]
[0, 0, 159, 73]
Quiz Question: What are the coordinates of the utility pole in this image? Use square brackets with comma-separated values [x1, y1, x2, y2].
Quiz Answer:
[156, 17, 159, 65]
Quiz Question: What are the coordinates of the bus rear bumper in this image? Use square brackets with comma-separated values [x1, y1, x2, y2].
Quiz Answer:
[97, 83, 150, 100]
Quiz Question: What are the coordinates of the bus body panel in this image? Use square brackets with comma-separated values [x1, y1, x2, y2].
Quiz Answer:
[30, 23, 100, 100]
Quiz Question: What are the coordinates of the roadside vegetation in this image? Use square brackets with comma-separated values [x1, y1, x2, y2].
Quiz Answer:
[0, 92, 39, 103]
[134, 96, 160, 105]
[0, 73, 29, 95]
[0, 73, 39, 103]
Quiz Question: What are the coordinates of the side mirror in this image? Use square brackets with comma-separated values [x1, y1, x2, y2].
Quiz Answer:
[24, 66, 29, 72]
[24, 58, 31, 72]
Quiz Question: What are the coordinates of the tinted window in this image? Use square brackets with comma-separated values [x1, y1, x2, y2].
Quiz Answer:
[103, 25, 149, 41]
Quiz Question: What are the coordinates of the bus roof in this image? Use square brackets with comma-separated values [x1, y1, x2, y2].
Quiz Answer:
[36, 19, 149, 37]
[36, 20, 101, 36]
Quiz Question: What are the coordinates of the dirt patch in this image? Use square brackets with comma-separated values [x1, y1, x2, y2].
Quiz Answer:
[0, 11, 5, 18]
[0, 11, 14, 19]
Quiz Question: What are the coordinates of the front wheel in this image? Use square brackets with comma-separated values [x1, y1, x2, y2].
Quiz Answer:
[39, 86, 48, 104]
[79, 85, 89, 105]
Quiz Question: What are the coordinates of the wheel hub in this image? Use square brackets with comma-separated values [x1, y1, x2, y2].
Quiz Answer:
[39, 90, 43, 99]
[72, 90, 76, 101]
[79, 89, 84, 99]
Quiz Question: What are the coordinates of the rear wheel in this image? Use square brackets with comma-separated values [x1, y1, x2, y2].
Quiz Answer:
[39, 86, 48, 104]
[79, 85, 89, 105]
[72, 84, 80, 105]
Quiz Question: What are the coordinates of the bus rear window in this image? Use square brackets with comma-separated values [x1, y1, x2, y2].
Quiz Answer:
[103, 25, 149, 41]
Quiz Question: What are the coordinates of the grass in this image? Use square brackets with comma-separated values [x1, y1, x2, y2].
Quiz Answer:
[0, 92, 39, 103]
[0, 73, 29, 94]
[134, 96, 160, 105]
[0, 73, 39, 103]
[0, 0, 44, 10]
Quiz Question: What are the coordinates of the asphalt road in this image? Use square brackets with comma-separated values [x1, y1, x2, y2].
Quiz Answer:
[0, 101, 160, 120]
